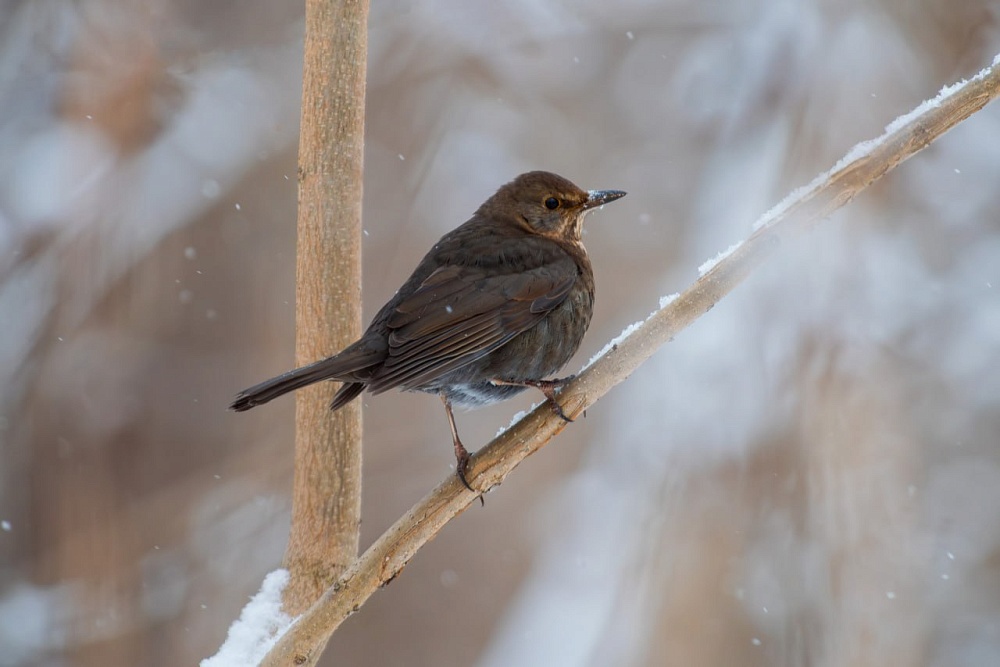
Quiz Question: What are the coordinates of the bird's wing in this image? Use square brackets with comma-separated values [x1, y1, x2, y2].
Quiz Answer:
[367, 258, 577, 393]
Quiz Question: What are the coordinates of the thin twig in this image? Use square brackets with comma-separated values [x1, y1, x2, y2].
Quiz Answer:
[260, 54, 1000, 666]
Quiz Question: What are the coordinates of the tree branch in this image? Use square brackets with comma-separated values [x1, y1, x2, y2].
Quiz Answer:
[261, 54, 1000, 666]
[284, 0, 367, 637]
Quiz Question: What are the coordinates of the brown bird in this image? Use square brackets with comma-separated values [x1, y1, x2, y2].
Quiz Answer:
[230, 171, 625, 489]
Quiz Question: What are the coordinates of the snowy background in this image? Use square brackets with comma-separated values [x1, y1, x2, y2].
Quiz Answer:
[2, 0, 1000, 665]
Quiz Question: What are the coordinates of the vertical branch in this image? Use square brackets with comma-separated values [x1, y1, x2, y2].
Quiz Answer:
[285, 0, 367, 620]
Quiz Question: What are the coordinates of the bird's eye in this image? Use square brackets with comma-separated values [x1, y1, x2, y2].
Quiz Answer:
[544, 197, 560, 210]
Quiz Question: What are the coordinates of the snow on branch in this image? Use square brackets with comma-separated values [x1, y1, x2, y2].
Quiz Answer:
[202, 570, 295, 667]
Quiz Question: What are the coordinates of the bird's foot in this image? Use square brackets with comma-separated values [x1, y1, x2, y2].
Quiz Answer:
[441, 393, 483, 505]
[455, 440, 485, 506]
[491, 376, 576, 423]
[455, 448, 474, 493]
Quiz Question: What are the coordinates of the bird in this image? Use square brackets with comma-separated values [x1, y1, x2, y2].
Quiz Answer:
[230, 171, 625, 491]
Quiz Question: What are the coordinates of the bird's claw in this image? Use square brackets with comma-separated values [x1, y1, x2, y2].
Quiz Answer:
[550, 399, 574, 423]
[455, 452, 474, 492]
[491, 376, 577, 422]
[455, 450, 485, 506]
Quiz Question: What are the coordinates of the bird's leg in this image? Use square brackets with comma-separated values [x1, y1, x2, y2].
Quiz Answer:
[440, 393, 478, 495]
[490, 376, 576, 423]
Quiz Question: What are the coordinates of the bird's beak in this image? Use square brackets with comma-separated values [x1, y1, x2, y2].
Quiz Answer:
[584, 189, 627, 210]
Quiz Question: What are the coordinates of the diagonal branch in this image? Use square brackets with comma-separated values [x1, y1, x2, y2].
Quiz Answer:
[260, 54, 1000, 666]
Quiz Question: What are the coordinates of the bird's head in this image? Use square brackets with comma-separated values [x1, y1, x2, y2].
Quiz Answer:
[483, 171, 626, 242]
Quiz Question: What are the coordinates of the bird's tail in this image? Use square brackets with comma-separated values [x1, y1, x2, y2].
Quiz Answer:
[229, 348, 376, 412]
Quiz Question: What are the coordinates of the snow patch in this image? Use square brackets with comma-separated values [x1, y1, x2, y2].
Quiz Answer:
[582, 293, 681, 372]
[658, 293, 680, 310]
[201, 569, 295, 667]
[496, 402, 540, 437]
[698, 242, 743, 275]
[753, 55, 1000, 232]
[583, 321, 643, 372]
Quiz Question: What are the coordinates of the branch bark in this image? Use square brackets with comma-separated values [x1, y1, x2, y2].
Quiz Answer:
[282, 0, 367, 649]
[262, 55, 1000, 665]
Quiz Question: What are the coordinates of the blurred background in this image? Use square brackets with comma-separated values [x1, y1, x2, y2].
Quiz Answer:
[2, 0, 999, 665]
